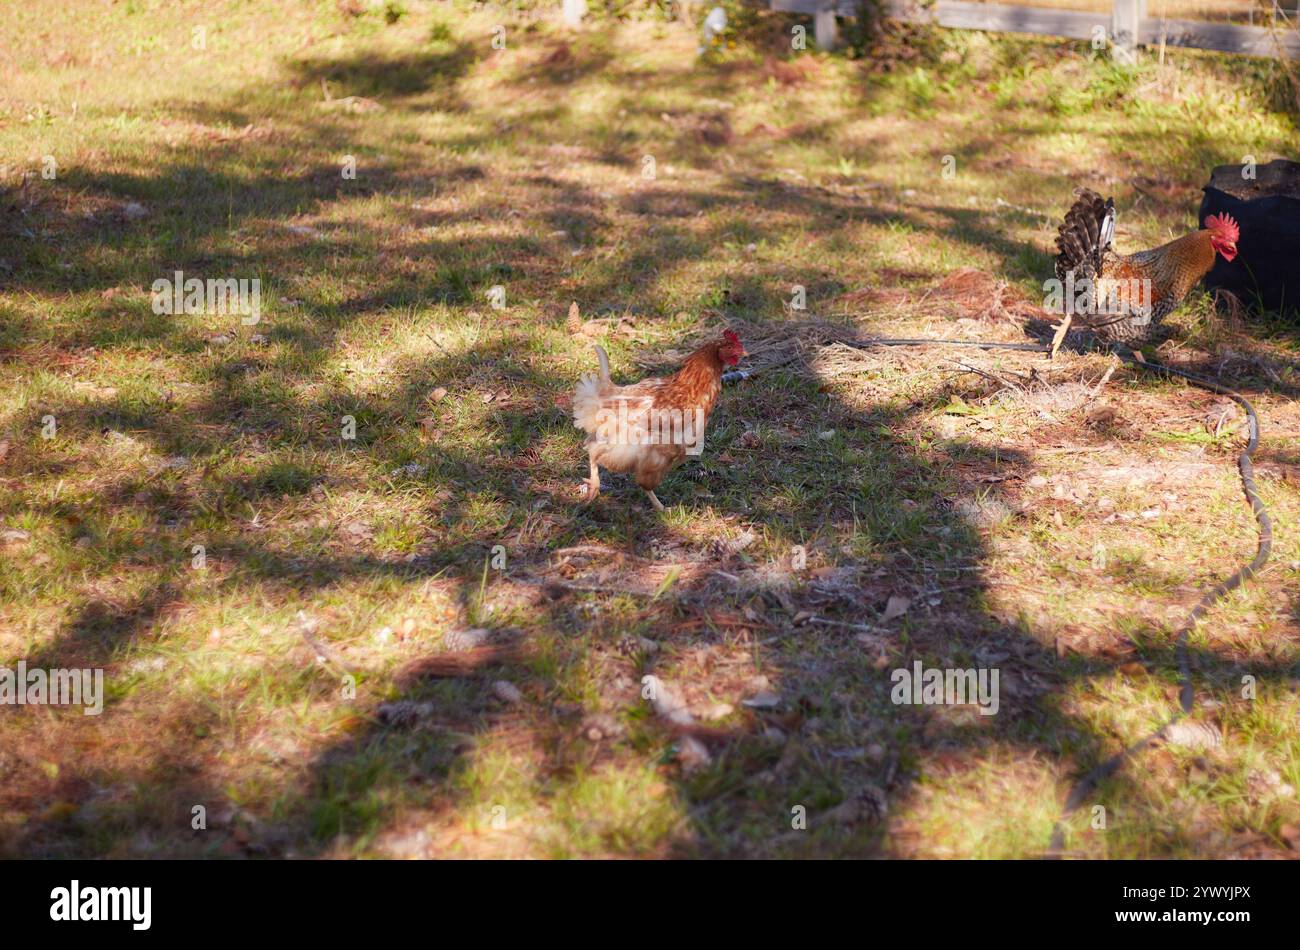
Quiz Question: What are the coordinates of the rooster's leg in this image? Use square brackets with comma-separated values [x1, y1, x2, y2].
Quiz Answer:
[644, 490, 665, 512]
[1049, 313, 1072, 360]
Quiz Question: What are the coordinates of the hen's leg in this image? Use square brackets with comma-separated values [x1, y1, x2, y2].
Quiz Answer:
[580, 455, 601, 503]
[645, 490, 665, 512]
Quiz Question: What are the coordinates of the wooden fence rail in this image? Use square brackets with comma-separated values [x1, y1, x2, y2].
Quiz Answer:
[767, 0, 1300, 59]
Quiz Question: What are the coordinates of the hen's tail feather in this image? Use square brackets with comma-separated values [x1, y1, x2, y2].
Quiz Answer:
[1055, 188, 1115, 282]
[572, 345, 614, 435]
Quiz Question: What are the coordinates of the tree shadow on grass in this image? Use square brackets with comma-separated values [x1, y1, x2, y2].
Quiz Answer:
[2, 31, 1297, 858]
[286, 43, 480, 102]
[6, 268, 1295, 859]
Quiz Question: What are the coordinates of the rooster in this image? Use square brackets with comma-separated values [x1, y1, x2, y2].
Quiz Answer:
[1051, 189, 1239, 351]
[571, 330, 746, 511]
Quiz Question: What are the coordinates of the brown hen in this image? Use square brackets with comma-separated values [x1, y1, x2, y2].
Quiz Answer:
[571, 330, 745, 511]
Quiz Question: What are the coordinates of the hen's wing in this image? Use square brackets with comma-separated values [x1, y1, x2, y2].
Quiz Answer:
[573, 375, 665, 439]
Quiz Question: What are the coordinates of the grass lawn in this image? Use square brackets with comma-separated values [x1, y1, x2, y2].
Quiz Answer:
[1, 0, 1298, 858]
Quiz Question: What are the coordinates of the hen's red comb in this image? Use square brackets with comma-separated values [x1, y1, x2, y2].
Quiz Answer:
[723, 329, 740, 344]
[1205, 212, 1239, 243]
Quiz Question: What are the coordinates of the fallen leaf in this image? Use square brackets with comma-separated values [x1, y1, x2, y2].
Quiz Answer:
[742, 691, 781, 710]
[881, 595, 911, 623]
[1086, 405, 1117, 426]
[492, 680, 523, 704]
[1165, 720, 1221, 750]
[1280, 824, 1300, 850]
[444, 628, 492, 651]
[942, 395, 978, 416]
[677, 735, 711, 772]
[644, 675, 693, 725]
[343, 520, 372, 540]
[692, 701, 734, 721]
[582, 713, 624, 741]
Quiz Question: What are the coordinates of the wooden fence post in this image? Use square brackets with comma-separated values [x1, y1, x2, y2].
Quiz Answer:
[562, 0, 586, 27]
[1112, 0, 1145, 65]
[815, 1, 838, 50]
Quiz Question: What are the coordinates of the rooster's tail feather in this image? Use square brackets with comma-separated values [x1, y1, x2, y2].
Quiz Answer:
[572, 345, 614, 435]
[1055, 188, 1115, 282]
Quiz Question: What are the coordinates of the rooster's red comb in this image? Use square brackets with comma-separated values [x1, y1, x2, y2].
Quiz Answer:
[723, 329, 740, 344]
[1205, 212, 1239, 243]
